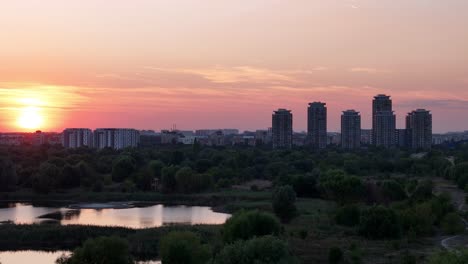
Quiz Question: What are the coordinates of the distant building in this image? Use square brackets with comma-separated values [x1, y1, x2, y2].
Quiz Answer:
[272, 109, 293, 149]
[341, 110, 361, 149]
[395, 129, 409, 148]
[62, 128, 93, 148]
[307, 102, 327, 149]
[255, 129, 272, 146]
[293, 132, 307, 146]
[406, 109, 432, 150]
[94, 128, 139, 149]
[0, 133, 26, 145]
[361, 129, 372, 145]
[160, 130, 180, 144]
[372, 94, 395, 147]
[327, 132, 341, 146]
[374, 111, 396, 147]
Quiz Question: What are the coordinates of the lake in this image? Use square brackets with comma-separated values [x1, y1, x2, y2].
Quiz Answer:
[0, 202, 230, 229]
[0, 251, 161, 264]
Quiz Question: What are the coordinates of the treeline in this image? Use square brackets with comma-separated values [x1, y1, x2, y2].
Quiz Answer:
[0, 143, 463, 195]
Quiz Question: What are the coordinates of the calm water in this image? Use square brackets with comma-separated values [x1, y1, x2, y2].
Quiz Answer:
[0, 251, 161, 264]
[0, 203, 230, 229]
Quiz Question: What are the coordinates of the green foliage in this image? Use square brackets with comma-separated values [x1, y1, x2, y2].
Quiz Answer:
[441, 212, 465, 235]
[175, 167, 213, 193]
[335, 204, 361, 227]
[213, 236, 296, 264]
[428, 249, 468, 264]
[328, 247, 344, 264]
[397, 202, 435, 236]
[112, 155, 136, 182]
[319, 169, 364, 204]
[410, 179, 434, 201]
[359, 206, 401, 239]
[160, 231, 211, 264]
[58, 236, 133, 264]
[222, 210, 281, 243]
[33, 162, 60, 193]
[272, 185, 297, 222]
[0, 158, 17, 191]
[381, 180, 407, 201]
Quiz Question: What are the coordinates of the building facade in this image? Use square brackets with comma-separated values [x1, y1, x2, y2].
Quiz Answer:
[341, 110, 361, 149]
[406, 109, 432, 150]
[93, 128, 139, 150]
[372, 95, 396, 147]
[307, 102, 327, 149]
[62, 128, 93, 148]
[272, 109, 293, 149]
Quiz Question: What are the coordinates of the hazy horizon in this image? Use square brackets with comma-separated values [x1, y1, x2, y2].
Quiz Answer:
[1, 0, 467, 133]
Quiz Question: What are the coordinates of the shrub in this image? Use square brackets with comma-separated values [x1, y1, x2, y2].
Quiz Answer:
[335, 205, 361, 227]
[213, 236, 296, 264]
[272, 185, 297, 222]
[160, 231, 211, 264]
[359, 206, 401, 239]
[222, 210, 281, 243]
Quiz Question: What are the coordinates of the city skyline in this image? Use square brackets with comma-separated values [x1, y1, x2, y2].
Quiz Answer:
[0, 1, 467, 133]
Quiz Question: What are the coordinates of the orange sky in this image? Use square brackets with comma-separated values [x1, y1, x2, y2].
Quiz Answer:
[0, 0, 467, 133]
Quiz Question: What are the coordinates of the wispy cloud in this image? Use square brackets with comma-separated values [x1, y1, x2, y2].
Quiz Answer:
[349, 67, 391, 74]
[144, 66, 299, 84]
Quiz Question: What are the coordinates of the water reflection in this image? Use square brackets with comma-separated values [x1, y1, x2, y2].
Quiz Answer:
[0, 251, 161, 264]
[0, 203, 230, 229]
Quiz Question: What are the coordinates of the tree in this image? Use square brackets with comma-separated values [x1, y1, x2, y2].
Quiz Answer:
[147, 160, 164, 179]
[442, 212, 465, 235]
[328, 247, 344, 264]
[57, 236, 133, 264]
[0, 158, 17, 191]
[161, 165, 179, 193]
[272, 185, 297, 222]
[359, 206, 401, 239]
[112, 155, 136, 182]
[160, 231, 210, 264]
[33, 162, 60, 193]
[223, 210, 281, 243]
[213, 236, 296, 264]
[428, 249, 468, 264]
[335, 205, 361, 227]
[411, 180, 433, 201]
[319, 169, 364, 204]
[381, 180, 407, 201]
[175, 167, 195, 193]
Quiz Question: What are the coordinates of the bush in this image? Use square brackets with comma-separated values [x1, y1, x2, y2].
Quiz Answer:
[359, 206, 401, 239]
[441, 213, 465, 235]
[335, 205, 361, 227]
[213, 236, 296, 264]
[160, 231, 211, 264]
[57, 236, 133, 264]
[272, 185, 297, 222]
[328, 247, 344, 264]
[222, 210, 281, 243]
[381, 180, 407, 201]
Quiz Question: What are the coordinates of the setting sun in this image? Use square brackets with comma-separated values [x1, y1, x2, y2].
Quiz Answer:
[17, 106, 44, 130]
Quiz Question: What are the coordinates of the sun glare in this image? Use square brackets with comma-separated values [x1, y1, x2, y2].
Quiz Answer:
[17, 106, 44, 130]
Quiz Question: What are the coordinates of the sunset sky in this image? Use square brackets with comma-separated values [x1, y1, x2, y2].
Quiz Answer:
[1, 0, 467, 133]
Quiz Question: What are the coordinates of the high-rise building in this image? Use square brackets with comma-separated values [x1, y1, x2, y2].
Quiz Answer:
[341, 110, 361, 149]
[272, 109, 293, 149]
[372, 95, 396, 147]
[62, 128, 93, 148]
[374, 111, 396, 147]
[307, 102, 327, 149]
[93, 128, 139, 150]
[406, 109, 432, 150]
